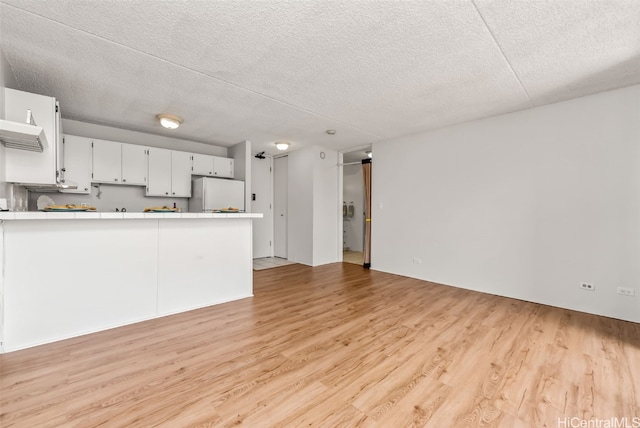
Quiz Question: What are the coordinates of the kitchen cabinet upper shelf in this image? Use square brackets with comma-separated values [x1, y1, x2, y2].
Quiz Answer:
[60, 134, 235, 196]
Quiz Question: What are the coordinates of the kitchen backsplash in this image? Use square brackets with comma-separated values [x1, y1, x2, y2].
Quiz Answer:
[28, 183, 188, 212]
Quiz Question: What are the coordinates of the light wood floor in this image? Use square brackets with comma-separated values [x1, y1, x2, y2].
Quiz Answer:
[2, 263, 639, 427]
[343, 250, 364, 265]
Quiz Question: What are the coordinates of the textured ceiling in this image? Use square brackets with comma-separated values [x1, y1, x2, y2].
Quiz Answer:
[1, 0, 638, 156]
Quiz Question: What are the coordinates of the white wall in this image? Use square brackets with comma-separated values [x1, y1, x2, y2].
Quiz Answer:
[251, 155, 273, 258]
[0, 48, 19, 199]
[312, 147, 340, 266]
[0, 49, 12, 353]
[343, 164, 364, 252]
[372, 85, 640, 323]
[287, 149, 314, 265]
[228, 140, 252, 212]
[286, 146, 340, 266]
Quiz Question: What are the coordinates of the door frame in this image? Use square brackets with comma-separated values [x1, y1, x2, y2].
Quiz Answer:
[251, 154, 274, 259]
[273, 155, 288, 259]
[339, 146, 372, 266]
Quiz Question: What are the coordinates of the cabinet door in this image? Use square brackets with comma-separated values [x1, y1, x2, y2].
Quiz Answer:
[92, 139, 121, 183]
[171, 151, 192, 197]
[213, 156, 234, 178]
[4, 89, 59, 185]
[60, 135, 91, 194]
[121, 144, 148, 185]
[191, 153, 214, 176]
[147, 148, 172, 196]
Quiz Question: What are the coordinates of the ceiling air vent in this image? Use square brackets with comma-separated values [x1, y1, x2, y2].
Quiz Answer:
[0, 109, 48, 152]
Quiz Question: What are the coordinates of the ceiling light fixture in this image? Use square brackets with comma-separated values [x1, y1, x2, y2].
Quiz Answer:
[156, 113, 183, 129]
[366, 150, 372, 158]
[326, 129, 336, 135]
[275, 141, 290, 151]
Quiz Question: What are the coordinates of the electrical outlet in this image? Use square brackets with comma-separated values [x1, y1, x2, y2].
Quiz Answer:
[412, 258, 422, 264]
[580, 282, 595, 291]
[617, 287, 635, 296]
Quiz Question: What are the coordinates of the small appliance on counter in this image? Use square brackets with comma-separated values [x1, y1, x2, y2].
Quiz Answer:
[189, 177, 245, 213]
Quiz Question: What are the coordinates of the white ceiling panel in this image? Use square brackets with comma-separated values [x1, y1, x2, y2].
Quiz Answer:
[475, 0, 640, 105]
[1, 1, 532, 137]
[1, 1, 638, 154]
[0, 4, 378, 155]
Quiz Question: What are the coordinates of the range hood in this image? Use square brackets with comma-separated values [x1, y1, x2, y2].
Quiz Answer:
[19, 181, 78, 193]
[17, 168, 78, 192]
[0, 110, 48, 152]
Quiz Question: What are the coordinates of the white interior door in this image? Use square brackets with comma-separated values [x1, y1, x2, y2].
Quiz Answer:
[251, 156, 273, 258]
[274, 156, 288, 259]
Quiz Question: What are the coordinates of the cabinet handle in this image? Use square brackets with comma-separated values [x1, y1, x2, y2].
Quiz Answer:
[84, 188, 88, 191]
[123, 179, 126, 182]
[165, 192, 169, 195]
[172, 192, 175, 195]
[115, 178, 118, 182]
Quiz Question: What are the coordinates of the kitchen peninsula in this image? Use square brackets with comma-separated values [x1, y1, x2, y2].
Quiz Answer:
[0, 212, 262, 352]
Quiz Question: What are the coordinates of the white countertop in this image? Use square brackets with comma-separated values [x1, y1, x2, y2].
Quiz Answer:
[0, 211, 263, 220]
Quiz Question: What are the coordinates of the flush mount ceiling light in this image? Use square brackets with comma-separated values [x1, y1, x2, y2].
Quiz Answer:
[275, 141, 290, 151]
[156, 113, 183, 129]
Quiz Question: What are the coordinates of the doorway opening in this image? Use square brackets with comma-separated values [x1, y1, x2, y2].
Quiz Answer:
[252, 153, 294, 271]
[341, 148, 371, 266]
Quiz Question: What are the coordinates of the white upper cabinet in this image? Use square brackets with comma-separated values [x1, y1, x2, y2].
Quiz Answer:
[92, 140, 148, 185]
[147, 147, 172, 196]
[191, 153, 214, 176]
[92, 139, 121, 183]
[192, 153, 234, 178]
[147, 148, 191, 197]
[213, 156, 234, 178]
[121, 144, 148, 185]
[60, 135, 91, 194]
[171, 151, 192, 197]
[4, 88, 60, 185]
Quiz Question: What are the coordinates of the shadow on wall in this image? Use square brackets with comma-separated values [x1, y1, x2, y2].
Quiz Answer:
[533, 55, 640, 105]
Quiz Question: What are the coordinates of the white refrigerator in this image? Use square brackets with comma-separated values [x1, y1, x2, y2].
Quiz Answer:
[189, 177, 245, 212]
